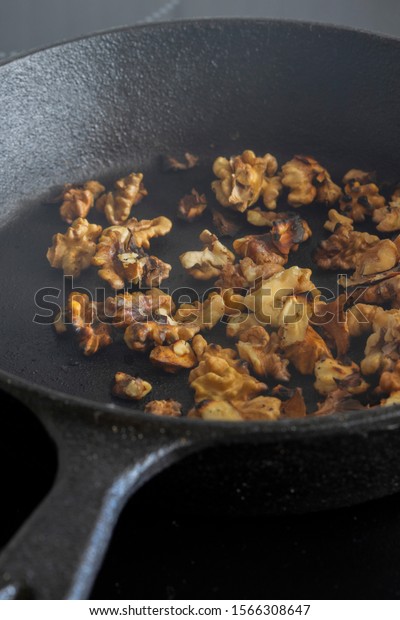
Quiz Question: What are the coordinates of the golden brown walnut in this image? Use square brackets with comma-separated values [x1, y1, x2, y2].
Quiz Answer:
[188, 396, 282, 422]
[124, 321, 200, 353]
[279, 296, 310, 348]
[373, 190, 400, 232]
[226, 313, 261, 338]
[245, 266, 316, 327]
[246, 208, 281, 227]
[353, 274, 400, 308]
[233, 234, 287, 266]
[47, 218, 102, 278]
[126, 216, 172, 249]
[381, 390, 400, 407]
[273, 386, 307, 418]
[284, 326, 332, 375]
[281, 155, 341, 207]
[188, 400, 243, 421]
[212, 150, 280, 212]
[314, 358, 369, 396]
[189, 342, 267, 403]
[379, 361, 400, 395]
[149, 340, 197, 373]
[177, 189, 207, 222]
[212, 209, 242, 237]
[313, 225, 381, 272]
[104, 289, 175, 328]
[59, 181, 105, 223]
[174, 293, 225, 331]
[96, 172, 147, 225]
[342, 169, 375, 185]
[361, 310, 400, 376]
[339, 180, 385, 222]
[236, 326, 290, 381]
[324, 209, 353, 233]
[179, 229, 235, 280]
[312, 295, 349, 358]
[347, 303, 385, 338]
[92, 225, 171, 289]
[66, 292, 113, 356]
[216, 258, 284, 290]
[162, 152, 199, 171]
[144, 400, 182, 417]
[112, 372, 152, 400]
[346, 239, 399, 285]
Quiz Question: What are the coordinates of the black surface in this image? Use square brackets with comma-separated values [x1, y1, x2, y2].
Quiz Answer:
[3, 19, 400, 599]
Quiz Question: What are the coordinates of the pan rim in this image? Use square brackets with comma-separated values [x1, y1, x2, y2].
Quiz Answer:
[1, 17, 400, 433]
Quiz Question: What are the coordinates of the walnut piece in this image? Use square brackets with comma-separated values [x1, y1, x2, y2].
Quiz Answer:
[273, 386, 307, 418]
[144, 400, 182, 417]
[342, 169, 375, 185]
[59, 181, 105, 223]
[124, 321, 199, 353]
[162, 152, 199, 171]
[236, 326, 290, 381]
[347, 303, 385, 338]
[47, 217, 102, 278]
[212, 150, 280, 212]
[174, 293, 225, 331]
[104, 289, 175, 328]
[226, 313, 261, 338]
[279, 296, 310, 348]
[346, 239, 399, 285]
[339, 180, 385, 222]
[314, 358, 369, 396]
[177, 189, 207, 222]
[96, 172, 147, 225]
[216, 258, 284, 290]
[150, 340, 197, 373]
[313, 225, 381, 272]
[281, 155, 341, 207]
[180, 229, 235, 280]
[66, 292, 113, 356]
[246, 208, 282, 227]
[353, 274, 400, 308]
[314, 389, 365, 416]
[373, 190, 400, 232]
[126, 216, 172, 249]
[324, 209, 353, 233]
[112, 372, 152, 400]
[361, 310, 400, 377]
[283, 326, 332, 375]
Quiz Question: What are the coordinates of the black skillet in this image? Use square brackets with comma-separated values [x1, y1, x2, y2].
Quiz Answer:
[1, 18, 400, 600]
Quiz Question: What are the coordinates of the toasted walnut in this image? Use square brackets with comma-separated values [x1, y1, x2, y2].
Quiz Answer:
[59, 181, 105, 223]
[65, 292, 113, 355]
[96, 172, 147, 225]
[112, 372, 152, 400]
[189, 343, 267, 403]
[150, 340, 197, 374]
[270, 213, 312, 254]
[126, 216, 172, 249]
[373, 190, 400, 231]
[124, 321, 199, 353]
[361, 310, 400, 376]
[347, 303, 385, 338]
[212, 209, 242, 237]
[174, 293, 225, 331]
[324, 209, 353, 232]
[314, 389, 364, 416]
[281, 155, 341, 207]
[279, 296, 310, 348]
[354, 274, 400, 308]
[177, 189, 207, 222]
[216, 258, 284, 290]
[236, 326, 290, 381]
[381, 390, 400, 407]
[379, 361, 400, 395]
[104, 289, 175, 328]
[92, 225, 171, 289]
[314, 358, 369, 396]
[346, 239, 399, 285]
[339, 180, 385, 222]
[246, 208, 281, 227]
[233, 233, 287, 266]
[284, 326, 332, 375]
[189, 396, 282, 421]
[245, 266, 316, 327]
[226, 313, 261, 338]
[47, 218, 102, 278]
[342, 169, 375, 185]
[312, 295, 350, 357]
[180, 229, 235, 280]
[162, 152, 199, 171]
[144, 400, 182, 417]
[272, 386, 307, 419]
[313, 225, 381, 271]
[212, 150, 280, 212]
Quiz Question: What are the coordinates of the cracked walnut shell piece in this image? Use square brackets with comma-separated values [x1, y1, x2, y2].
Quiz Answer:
[281, 155, 341, 207]
[59, 180, 105, 224]
[96, 172, 147, 225]
[47, 217, 102, 278]
[212, 150, 280, 212]
[179, 229, 235, 280]
[112, 372, 152, 400]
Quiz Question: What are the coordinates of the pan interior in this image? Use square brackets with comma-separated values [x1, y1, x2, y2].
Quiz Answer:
[0, 20, 399, 413]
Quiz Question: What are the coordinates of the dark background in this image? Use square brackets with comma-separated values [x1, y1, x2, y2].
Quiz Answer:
[2, 0, 400, 600]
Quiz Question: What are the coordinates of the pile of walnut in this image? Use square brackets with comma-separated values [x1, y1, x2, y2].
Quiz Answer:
[47, 152, 400, 421]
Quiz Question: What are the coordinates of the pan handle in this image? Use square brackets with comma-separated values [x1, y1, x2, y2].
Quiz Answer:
[0, 408, 198, 600]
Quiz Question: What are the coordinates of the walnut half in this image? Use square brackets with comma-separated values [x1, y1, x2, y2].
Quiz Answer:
[47, 218, 102, 278]
[96, 172, 147, 225]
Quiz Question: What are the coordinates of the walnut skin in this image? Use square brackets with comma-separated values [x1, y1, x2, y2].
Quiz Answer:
[47, 218, 102, 278]
[112, 372, 152, 400]
[212, 150, 280, 212]
[281, 155, 341, 207]
[96, 172, 147, 225]
[59, 180, 105, 223]
[180, 229, 235, 280]
[339, 180, 385, 222]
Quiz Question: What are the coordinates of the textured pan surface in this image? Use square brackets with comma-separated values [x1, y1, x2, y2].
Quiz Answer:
[1, 19, 400, 413]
